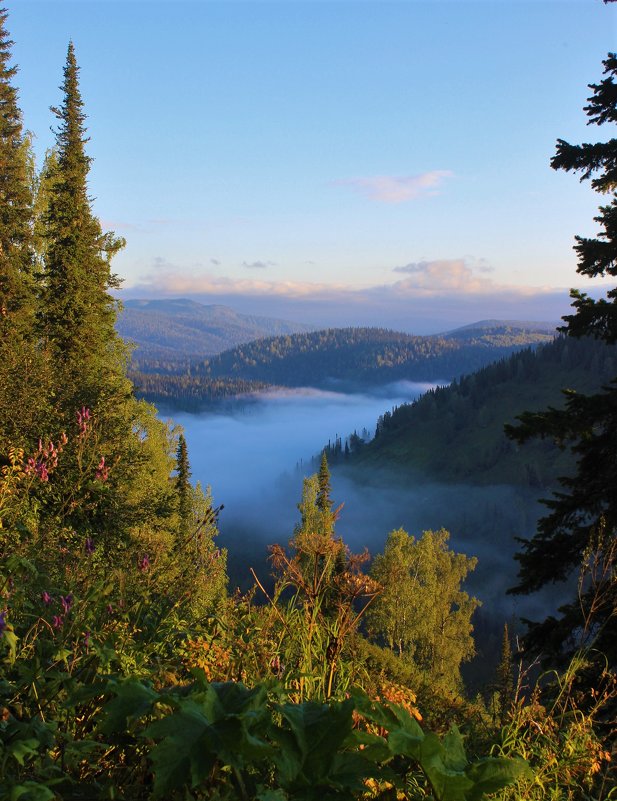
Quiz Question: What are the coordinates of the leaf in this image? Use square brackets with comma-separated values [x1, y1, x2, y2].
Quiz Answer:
[442, 726, 468, 772]
[2, 627, 19, 664]
[419, 732, 474, 801]
[10, 782, 56, 801]
[97, 678, 159, 735]
[8, 737, 40, 766]
[466, 757, 533, 800]
[256, 790, 288, 801]
[273, 699, 355, 786]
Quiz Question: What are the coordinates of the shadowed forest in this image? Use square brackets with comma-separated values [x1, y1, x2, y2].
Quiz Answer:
[0, 7, 615, 800]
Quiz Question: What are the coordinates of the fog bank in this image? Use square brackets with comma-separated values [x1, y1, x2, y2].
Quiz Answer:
[170, 384, 561, 620]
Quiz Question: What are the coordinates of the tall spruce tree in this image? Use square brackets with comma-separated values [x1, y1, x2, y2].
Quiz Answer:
[0, 8, 51, 449]
[175, 433, 192, 539]
[506, 53, 617, 666]
[41, 42, 127, 413]
[0, 7, 34, 333]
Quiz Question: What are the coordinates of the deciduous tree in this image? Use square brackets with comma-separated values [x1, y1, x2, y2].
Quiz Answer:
[368, 528, 480, 691]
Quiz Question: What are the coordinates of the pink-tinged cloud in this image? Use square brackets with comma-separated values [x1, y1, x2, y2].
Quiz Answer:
[123, 259, 588, 331]
[336, 170, 452, 203]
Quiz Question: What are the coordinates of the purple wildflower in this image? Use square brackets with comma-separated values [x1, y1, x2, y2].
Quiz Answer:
[0, 611, 6, 634]
[106, 603, 113, 615]
[138, 554, 150, 573]
[85, 537, 95, 556]
[83, 631, 91, 649]
[60, 594, 73, 615]
[52, 615, 64, 629]
[41, 591, 52, 605]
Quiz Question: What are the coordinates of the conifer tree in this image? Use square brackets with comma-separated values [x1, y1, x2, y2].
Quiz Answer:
[40, 42, 127, 412]
[175, 433, 192, 538]
[507, 53, 617, 666]
[316, 450, 333, 515]
[496, 623, 514, 724]
[0, 7, 34, 335]
[0, 8, 50, 449]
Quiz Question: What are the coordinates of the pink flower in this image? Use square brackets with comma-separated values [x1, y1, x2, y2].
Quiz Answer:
[52, 615, 64, 629]
[95, 456, 109, 482]
[41, 591, 52, 605]
[138, 554, 150, 573]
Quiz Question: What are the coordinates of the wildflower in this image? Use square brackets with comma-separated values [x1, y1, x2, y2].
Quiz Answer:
[52, 615, 64, 629]
[41, 591, 52, 605]
[138, 554, 150, 572]
[76, 407, 91, 437]
[83, 631, 91, 649]
[95, 456, 109, 482]
[60, 594, 73, 615]
[85, 537, 95, 556]
[106, 604, 113, 615]
[0, 611, 6, 634]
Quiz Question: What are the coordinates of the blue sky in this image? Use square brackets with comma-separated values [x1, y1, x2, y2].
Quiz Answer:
[9, 0, 617, 331]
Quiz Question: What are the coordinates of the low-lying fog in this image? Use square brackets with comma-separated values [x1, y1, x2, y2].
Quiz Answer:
[168, 382, 561, 626]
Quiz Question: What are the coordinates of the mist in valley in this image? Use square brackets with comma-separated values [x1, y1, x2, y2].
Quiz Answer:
[168, 384, 564, 632]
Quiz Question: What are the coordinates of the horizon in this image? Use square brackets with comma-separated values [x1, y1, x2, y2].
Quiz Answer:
[10, 0, 617, 329]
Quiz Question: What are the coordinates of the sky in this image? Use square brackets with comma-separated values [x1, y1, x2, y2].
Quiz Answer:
[9, 0, 617, 332]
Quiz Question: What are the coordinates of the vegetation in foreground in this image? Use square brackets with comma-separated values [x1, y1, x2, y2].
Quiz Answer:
[0, 7, 614, 800]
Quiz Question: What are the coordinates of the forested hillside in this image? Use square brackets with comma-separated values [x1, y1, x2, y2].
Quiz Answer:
[129, 323, 555, 409]
[197, 324, 554, 386]
[117, 298, 314, 361]
[327, 335, 615, 487]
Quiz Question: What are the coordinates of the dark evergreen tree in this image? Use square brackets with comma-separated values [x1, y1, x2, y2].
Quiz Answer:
[0, 8, 51, 450]
[0, 7, 34, 334]
[175, 433, 192, 538]
[506, 53, 617, 667]
[316, 450, 333, 515]
[40, 42, 127, 413]
[496, 623, 514, 724]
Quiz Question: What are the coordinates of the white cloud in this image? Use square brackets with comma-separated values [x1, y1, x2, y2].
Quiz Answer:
[336, 170, 452, 203]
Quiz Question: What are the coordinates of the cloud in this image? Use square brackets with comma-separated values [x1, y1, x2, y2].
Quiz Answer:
[336, 170, 452, 203]
[124, 256, 577, 333]
[242, 260, 277, 270]
[210, 258, 221, 266]
[390, 259, 498, 294]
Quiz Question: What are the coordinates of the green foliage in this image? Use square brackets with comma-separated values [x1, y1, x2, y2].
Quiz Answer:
[368, 529, 480, 693]
[505, 52, 617, 668]
[338, 335, 615, 487]
[493, 653, 616, 799]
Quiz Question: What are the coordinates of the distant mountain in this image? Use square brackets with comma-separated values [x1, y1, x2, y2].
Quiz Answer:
[193, 322, 555, 389]
[117, 298, 315, 359]
[326, 335, 616, 487]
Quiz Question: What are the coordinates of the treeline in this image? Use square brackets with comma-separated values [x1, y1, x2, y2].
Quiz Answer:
[130, 371, 276, 411]
[132, 324, 554, 405]
[325, 335, 615, 486]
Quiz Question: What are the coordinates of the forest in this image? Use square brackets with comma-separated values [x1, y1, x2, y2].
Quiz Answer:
[129, 323, 554, 410]
[0, 7, 615, 800]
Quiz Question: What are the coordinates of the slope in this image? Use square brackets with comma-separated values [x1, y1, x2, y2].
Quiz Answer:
[117, 298, 314, 360]
[330, 335, 616, 487]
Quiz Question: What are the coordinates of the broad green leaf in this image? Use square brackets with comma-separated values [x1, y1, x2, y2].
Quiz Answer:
[98, 678, 159, 735]
[442, 726, 468, 772]
[418, 734, 474, 801]
[466, 757, 533, 800]
[10, 782, 56, 801]
[148, 732, 215, 798]
[273, 699, 355, 785]
[8, 737, 40, 766]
